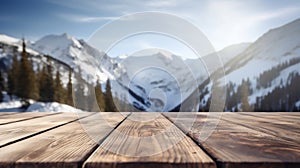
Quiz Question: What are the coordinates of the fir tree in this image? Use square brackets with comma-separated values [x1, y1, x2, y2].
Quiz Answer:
[7, 49, 19, 98]
[240, 80, 251, 111]
[86, 83, 97, 111]
[95, 80, 105, 111]
[0, 70, 3, 102]
[54, 69, 65, 103]
[16, 38, 39, 105]
[39, 60, 55, 102]
[74, 83, 85, 110]
[65, 70, 73, 106]
[104, 79, 118, 112]
[74, 69, 86, 110]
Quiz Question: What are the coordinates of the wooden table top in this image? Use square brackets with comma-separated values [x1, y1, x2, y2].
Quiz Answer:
[0, 112, 299, 168]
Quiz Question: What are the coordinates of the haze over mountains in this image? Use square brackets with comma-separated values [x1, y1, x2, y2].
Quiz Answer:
[0, 18, 299, 112]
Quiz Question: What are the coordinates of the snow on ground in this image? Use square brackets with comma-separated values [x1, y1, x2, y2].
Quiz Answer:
[296, 100, 300, 108]
[0, 92, 23, 112]
[26, 102, 82, 112]
[0, 101, 23, 112]
[0, 92, 82, 112]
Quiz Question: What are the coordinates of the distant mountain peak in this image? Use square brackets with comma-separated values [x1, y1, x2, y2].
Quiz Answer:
[0, 34, 20, 45]
[61, 33, 70, 38]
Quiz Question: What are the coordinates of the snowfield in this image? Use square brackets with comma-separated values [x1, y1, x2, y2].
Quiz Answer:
[0, 92, 82, 112]
[26, 102, 82, 112]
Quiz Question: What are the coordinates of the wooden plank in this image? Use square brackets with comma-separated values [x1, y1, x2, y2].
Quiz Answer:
[0, 112, 19, 116]
[164, 112, 300, 168]
[0, 112, 61, 125]
[84, 112, 216, 168]
[0, 112, 92, 148]
[221, 112, 300, 144]
[238, 112, 300, 125]
[0, 112, 128, 168]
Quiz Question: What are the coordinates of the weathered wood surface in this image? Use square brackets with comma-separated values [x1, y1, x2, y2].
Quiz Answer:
[0, 112, 61, 125]
[84, 112, 215, 168]
[0, 112, 299, 168]
[0, 112, 127, 168]
[0, 112, 19, 116]
[0, 112, 92, 148]
[164, 112, 300, 168]
[222, 112, 300, 144]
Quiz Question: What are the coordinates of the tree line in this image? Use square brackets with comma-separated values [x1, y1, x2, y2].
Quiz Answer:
[0, 39, 74, 108]
[198, 58, 300, 112]
[0, 39, 120, 112]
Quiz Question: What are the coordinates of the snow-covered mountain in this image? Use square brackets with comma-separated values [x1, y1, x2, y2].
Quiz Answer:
[197, 18, 300, 111]
[113, 43, 250, 111]
[0, 34, 113, 112]
[225, 19, 300, 85]
[31, 33, 110, 84]
[218, 43, 251, 65]
[1, 18, 300, 112]
[113, 51, 208, 111]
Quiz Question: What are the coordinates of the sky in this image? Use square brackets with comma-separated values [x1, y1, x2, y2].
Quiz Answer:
[0, 0, 300, 52]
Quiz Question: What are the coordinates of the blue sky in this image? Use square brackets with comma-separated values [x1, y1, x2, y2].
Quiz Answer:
[0, 0, 300, 51]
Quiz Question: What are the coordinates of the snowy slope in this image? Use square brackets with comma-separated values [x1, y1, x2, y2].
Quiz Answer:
[113, 43, 251, 112]
[196, 18, 300, 111]
[218, 43, 251, 64]
[0, 34, 20, 45]
[225, 19, 300, 85]
[32, 33, 110, 84]
[115, 51, 208, 111]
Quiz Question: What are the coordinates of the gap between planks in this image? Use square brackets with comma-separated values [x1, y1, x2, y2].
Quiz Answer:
[163, 112, 300, 168]
[0, 112, 95, 148]
[83, 112, 216, 168]
[0, 112, 62, 125]
[0, 112, 129, 168]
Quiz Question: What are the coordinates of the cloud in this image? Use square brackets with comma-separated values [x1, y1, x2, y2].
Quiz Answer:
[145, 0, 183, 8]
[50, 0, 300, 50]
[249, 6, 300, 22]
[195, 0, 300, 49]
[57, 13, 118, 23]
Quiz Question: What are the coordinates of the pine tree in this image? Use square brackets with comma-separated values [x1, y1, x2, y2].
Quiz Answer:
[39, 60, 55, 102]
[65, 70, 73, 106]
[240, 80, 251, 111]
[74, 82, 86, 110]
[95, 81, 105, 111]
[54, 69, 65, 103]
[86, 83, 97, 111]
[104, 79, 118, 112]
[0, 70, 4, 102]
[74, 69, 86, 110]
[7, 49, 19, 98]
[16, 39, 39, 105]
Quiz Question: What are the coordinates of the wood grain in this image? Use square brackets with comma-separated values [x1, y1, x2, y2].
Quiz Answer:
[221, 112, 300, 144]
[0, 112, 92, 148]
[165, 112, 300, 168]
[0, 112, 299, 168]
[238, 112, 300, 125]
[0, 112, 127, 168]
[0, 112, 61, 125]
[0, 112, 19, 116]
[84, 112, 215, 168]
